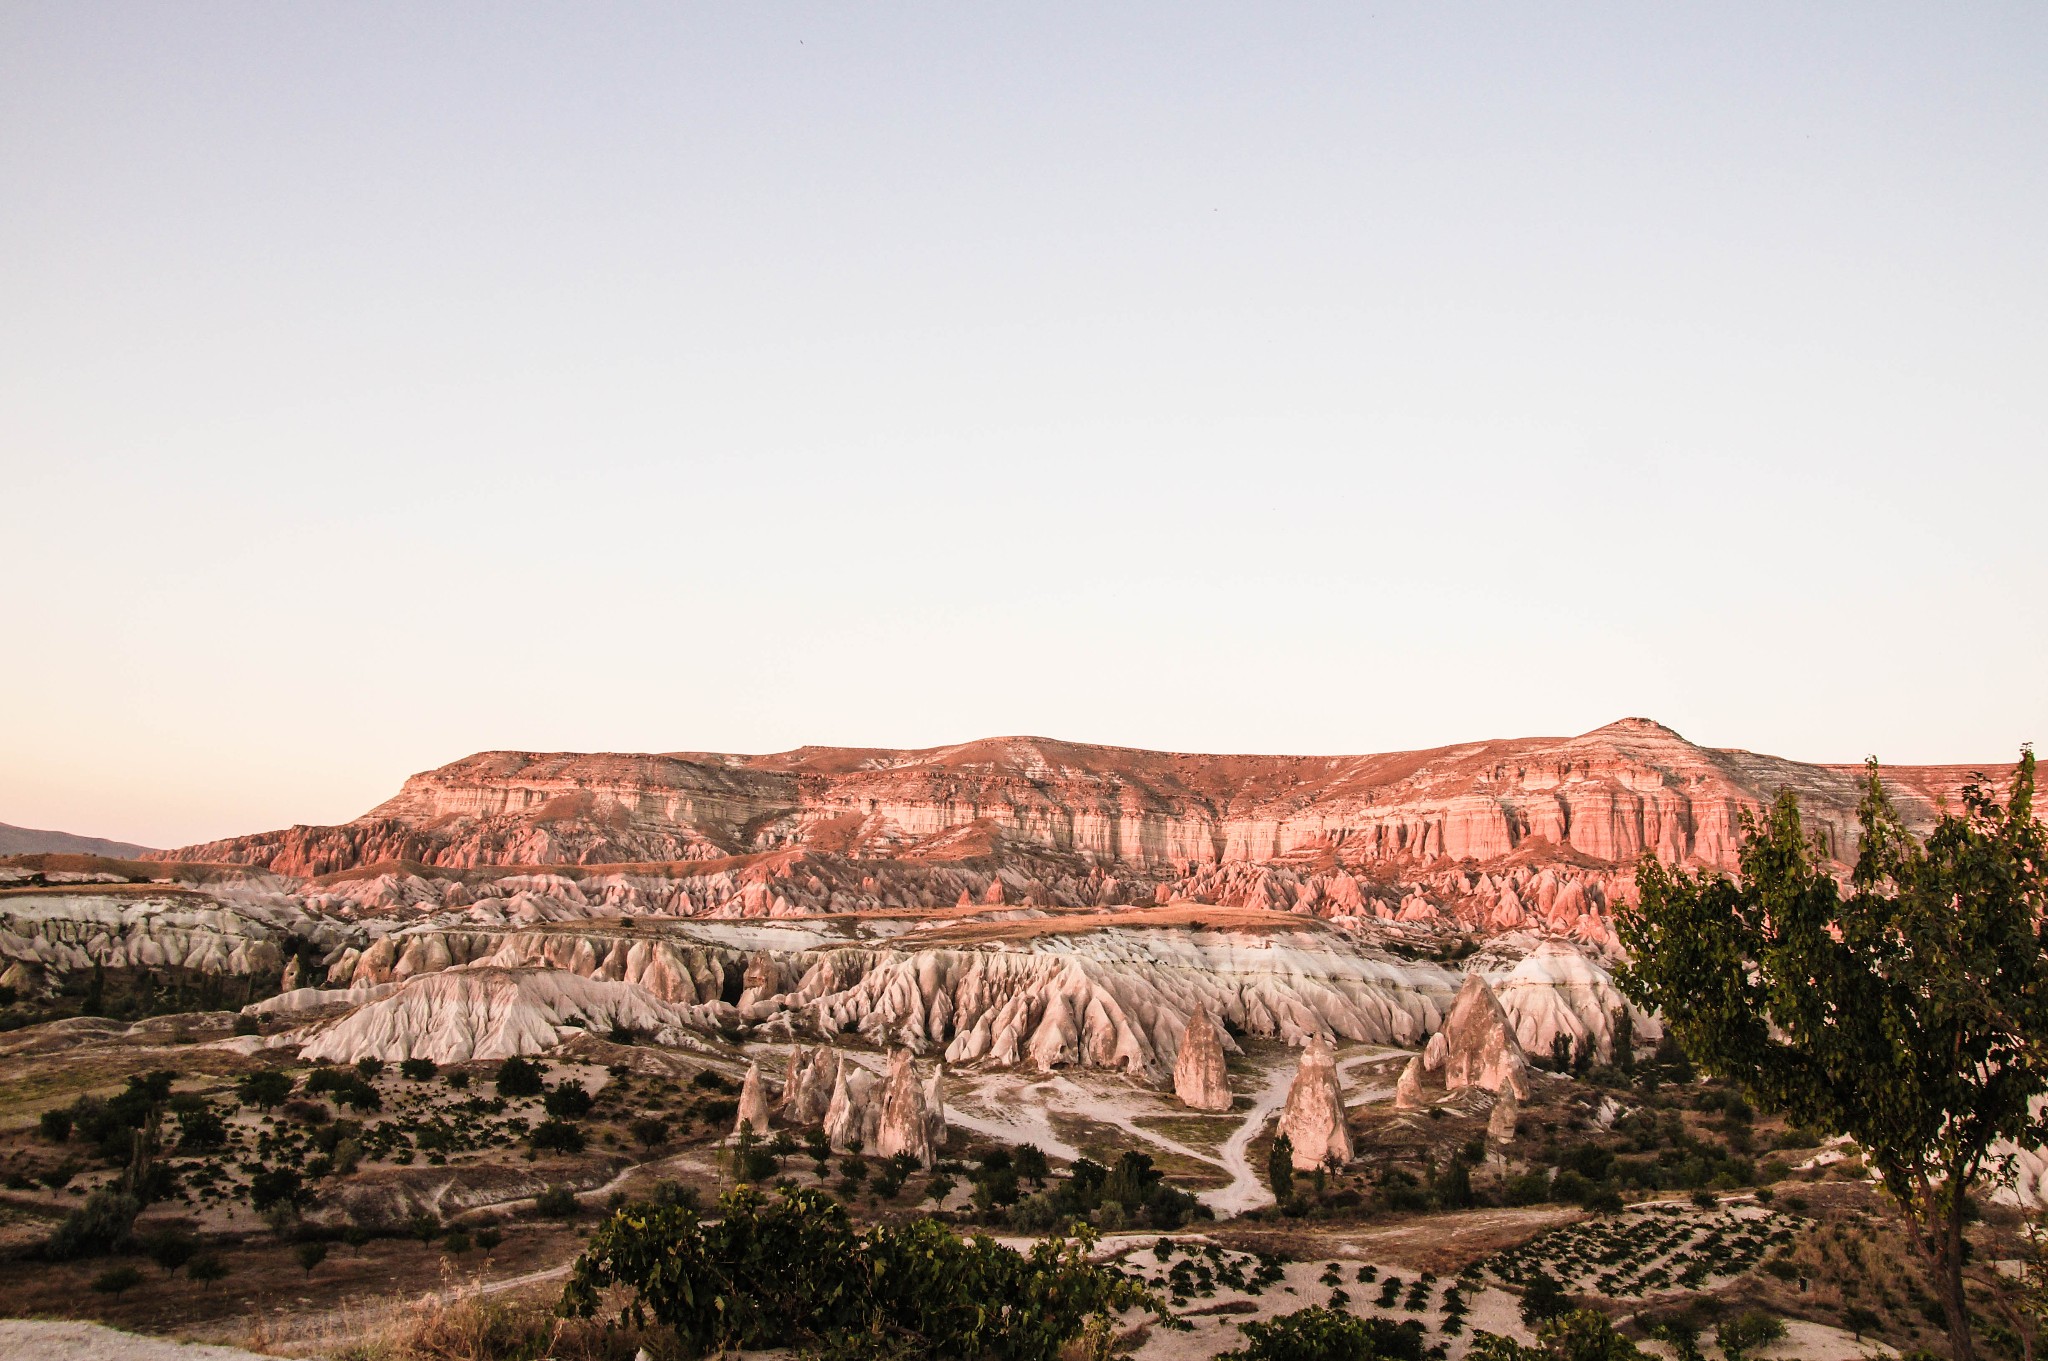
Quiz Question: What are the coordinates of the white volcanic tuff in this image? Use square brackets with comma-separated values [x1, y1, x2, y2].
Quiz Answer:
[797, 929, 1460, 1079]
[1478, 937, 1660, 1063]
[0, 890, 334, 977]
[331, 927, 734, 1007]
[1278, 1035, 1353, 1170]
[1429, 974, 1531, 1098]
[297, 967, 697, 1065]
[1173, 1007, 1232, 1111]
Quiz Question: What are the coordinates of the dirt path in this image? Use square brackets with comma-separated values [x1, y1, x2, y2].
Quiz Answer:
[1198, 1059, 1296, 1216]
[0, 1321, 280, 1361]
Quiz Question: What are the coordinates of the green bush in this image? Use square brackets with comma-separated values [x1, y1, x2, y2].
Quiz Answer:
[543, 1082, 594, 1120]
[530, 1119, 586, 1154]
[496, 1055, 545, 1098]
[562, 1184, 1163, 1360]
[45, 1188, 140, 1260]
[1221, 1305, 1424, 1360]
[535, 1185, 579, 1218]
[400, 1057, 437, 1081]
[1715, 1310, 1785, 1360]
[92, 1264, 144, 1297]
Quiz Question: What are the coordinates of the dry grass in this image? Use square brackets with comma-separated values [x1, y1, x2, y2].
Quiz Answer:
[304, 1293, 673, 1361]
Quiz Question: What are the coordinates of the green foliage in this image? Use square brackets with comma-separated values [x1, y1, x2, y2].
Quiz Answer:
[248, 1165, 304, 1213]
[188, 1252, 228, 1287]
[1714, 1310, 1785, 1360]
[1470, 1309, 1646, 1359]
[146, 1228, 196, 1275]
[45, 1188, 139, 1259]
[1268, 1133, 1295, 1202]
[530, 1118, 586, 1154]
[1220, 1306, 1424, 1360]
[495, 1055, 545, 1097]
[534, 1185, 579, 1218]
[1518, 1270, 1569, 1326]
[38, 1108, 72, 1142]
[399, 1057, 437, 1080]
[235, 1068, 293, 1109]
[542, 1081, 594, 1120]
[1617, 751, 2047, 1361]
[295, 1240, 329, 1275]
[92, 1264, 143, 1297]
[561, 1184, 1164, 1360]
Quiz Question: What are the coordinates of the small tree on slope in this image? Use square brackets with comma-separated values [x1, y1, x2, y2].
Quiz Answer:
[1616, 750, 2048, 1361]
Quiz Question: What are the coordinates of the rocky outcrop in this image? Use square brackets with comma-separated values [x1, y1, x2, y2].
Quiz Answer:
[0, 888, 331, 978]
[1394, 1054, 1425, 1111]
[1277, 1035, 1353, 1170]
[160, 722, 1999, 886]
[1479, 937, 1660, 1063]
[1431, 974, 1530, 1098]
[297, 967, 694, 1065]
[874, 1048, 942, 1166]
[824, 1055, 879, 1151]
[734, 1061, 771, 1136]
[1487, 1086, 1520, 1145]
[1172, 1007, 1231, 1111]
[780, 1045, 835, 1125]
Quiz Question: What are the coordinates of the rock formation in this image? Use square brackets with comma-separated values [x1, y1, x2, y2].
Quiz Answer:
[823, 1055, 880, 1151]
[297, 966, 691, 1065]
[1433, 973, 1530, 1099]
[1487, 1086, 1520, 1145]
[780, 1045, 835, 1125]
[1277, 1035, 1352, 1170]
[1394, 1054, 1425, 1111]
[160, 722, 1997, 892]
[874, 1048, 941, 1166]
[734, 1060, 771, 1136]
[1172, 1007, 1232, 1111]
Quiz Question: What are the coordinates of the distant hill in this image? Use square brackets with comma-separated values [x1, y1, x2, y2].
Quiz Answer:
[0, 822, 156, 858]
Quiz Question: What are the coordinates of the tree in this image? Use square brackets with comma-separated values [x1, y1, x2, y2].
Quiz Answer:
[187, 1253, 228, 1289]
[543, 1081, 594, 1121]
[495, 1055, 545, 1098]
[295, 1240, 329, 1276]
[561, 1184, 1164, 1361]
[399, 1057, 437, 1081]
[630, 1116, 669, 1150]
[236, 1069, 293, 1110]
[1610, 1005, 1634, 1074]
[1469, 1309, 1645, 1360]
[1268, 1133, 1295, 1203]
[1617, 751, 2048, 1361]
[1016, 1143, 1050, 1186]
[146, 1228, 196, 1275]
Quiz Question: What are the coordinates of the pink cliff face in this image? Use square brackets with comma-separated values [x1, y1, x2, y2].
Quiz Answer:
[148, 719, 2010, 947]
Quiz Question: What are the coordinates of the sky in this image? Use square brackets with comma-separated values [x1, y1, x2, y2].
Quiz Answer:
[2, 3, 2044, 849]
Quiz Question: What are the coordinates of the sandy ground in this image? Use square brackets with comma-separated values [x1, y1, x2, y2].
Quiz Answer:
[0, 1320, 281, 1361]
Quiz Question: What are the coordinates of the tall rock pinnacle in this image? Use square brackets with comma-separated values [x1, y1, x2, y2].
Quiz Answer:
[1173, 1007, 1232, 1111]
[1277, 1034, 1353, 1171]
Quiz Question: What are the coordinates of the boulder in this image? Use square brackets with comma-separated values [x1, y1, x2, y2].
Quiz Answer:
[1277, 1034, 1353, 1170]
[1172, 1007, 1232, 1111]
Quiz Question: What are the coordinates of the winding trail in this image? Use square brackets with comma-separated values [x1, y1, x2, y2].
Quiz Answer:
[1197, 1059, 1297, 1216]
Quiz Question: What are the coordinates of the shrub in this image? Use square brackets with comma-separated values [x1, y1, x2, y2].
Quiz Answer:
[1220, 1305, 1425, 1360]
[1715, 1310, 1785, 1360]
[542, 1082, 594, 1121]
[295, 1240, 328, 1275]
[400, 1057, 437, 1081]
[1518, 1271, 1569, 1327]
[248, 1166, 304, 1213]
[188, 1253, 228, 1288]
[92, 1264, 144, 1297]
[495, 1056, 545, 1098]
[562, 1185, 1164, 1361]
[442, 1230, 472, 1254]
[445, 1069, 471, 1091]
[38, 1109, 72, 1142]
[630, 1116, 669, 1149]
[535, 1185, 579, 1218]
[45, 1188, 140, 1259]
[1469, 1309, 1648, 1359]
[354, 1057, 385, 1080]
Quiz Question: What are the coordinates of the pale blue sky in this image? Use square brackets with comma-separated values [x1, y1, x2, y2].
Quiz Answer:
[3, 3, 2043, 847]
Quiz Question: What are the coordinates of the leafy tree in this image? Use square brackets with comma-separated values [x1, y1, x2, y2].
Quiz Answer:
[530, 1119, 586, 1154]
[38, 1109, 72, 1142]
[295, 1240, 328, 1276]
[354, 1056, 385, 1080]
[187, 1253, 228, 1288]
[543, 1081, 594, 1121]
[1618, 752, 2048, 1361]
[236, 1069, 293, 1110]
[45, 1188, 140, 1259]
[1268, 1133, 1295, 1203]
[495, 1055, 545, 1098]
[560, 1184, 1163, 1360]
[146, 1228, 196, 1275]
[248, 1165, 304, 1213]
[1015, 1143, 1050, 1186]
[1518, 1270, 1569, 1327]
[1610, 1005, 1634, 1074]
[399, 1057, 436, 1081]
[630, 1116, 669, 1149]
[535, 1185, 579, 1218]
[1714, 1310, 1785, 1361]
